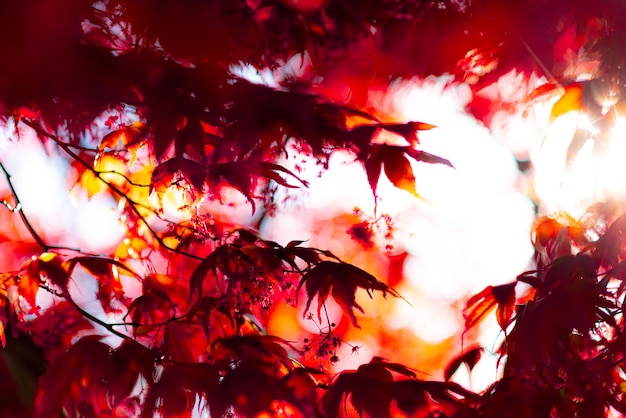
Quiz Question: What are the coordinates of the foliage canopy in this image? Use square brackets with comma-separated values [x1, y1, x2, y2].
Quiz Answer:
[2, 0, 626, 417]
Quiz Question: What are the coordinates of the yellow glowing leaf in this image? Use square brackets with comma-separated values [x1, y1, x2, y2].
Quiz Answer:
[162, 236, 181, 250]
[94, 155, 130, 188]
[127, 165, 153, 208]
[79, 169, 107, 197]
[549, 83, 583, 121]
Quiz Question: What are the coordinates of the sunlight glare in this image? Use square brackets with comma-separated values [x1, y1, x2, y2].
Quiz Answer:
[533, 112, 626, 217]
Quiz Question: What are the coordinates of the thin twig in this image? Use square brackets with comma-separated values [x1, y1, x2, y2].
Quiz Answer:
[63, 290, 134, 341]
[22, 118, 204, 262]
[109, 313, 189, 328]
[97, 170, 150, 187]
[0, 161, 49, 251]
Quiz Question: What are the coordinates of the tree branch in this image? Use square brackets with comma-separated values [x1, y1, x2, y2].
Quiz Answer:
[0, 161, 49, 252]
[21, 118, 205, 262]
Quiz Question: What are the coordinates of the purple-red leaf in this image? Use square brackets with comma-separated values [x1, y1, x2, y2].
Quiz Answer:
[298, 261, 400, 328]
[464, 282, 517, 331]
[444, 346, 483, 381]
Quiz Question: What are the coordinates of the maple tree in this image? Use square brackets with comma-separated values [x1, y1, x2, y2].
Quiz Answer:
[2, 0, 626, 417]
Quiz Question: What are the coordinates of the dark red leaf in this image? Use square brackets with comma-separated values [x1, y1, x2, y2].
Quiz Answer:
[404, 147, 454, 168]
[381, 121, 437, 145]
[99, 121, 145, 151]
[364, 144, 384, 197]
[383, 148, 419, 197]
[444, 346, 483, 381]
[63, 256, 139, 312]
[464, 282, 517, 331]
[298, 261, 400, 328]
[260, 162, 309, 188]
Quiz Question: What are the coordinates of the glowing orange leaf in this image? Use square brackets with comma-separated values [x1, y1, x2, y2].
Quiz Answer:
[549, 82, 583, 121]
[464, 282, 517, 331]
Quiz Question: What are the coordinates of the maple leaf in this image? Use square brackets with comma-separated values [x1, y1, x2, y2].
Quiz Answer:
[63, 256, 139, 313]
[383, 147, 419, 197]
[174, 116, 208, 161]
[365, 144, 453, 199]
[591, 212, 626, 268]
[0, 330, 46, 416]
[322, 357, 478, 418]
[212, 360, 321, 417]
[127, 274, 188, 330]
[444, 346, 483, 381]
[297, 261, 401, 328]
[206, 161, 308, 213]
[211, 334, 297, 375]
[18, 253, 70, 312]
[29, 302, 94, 362]
[99, 121, 146, 151]
[463, 282, 517, 332]
[34, 336, 156, 418]
[150, 157, 206, 206]
[380, 121, 437, 145]
[142, 362, 220, 418]
[189, 244, 255, 299]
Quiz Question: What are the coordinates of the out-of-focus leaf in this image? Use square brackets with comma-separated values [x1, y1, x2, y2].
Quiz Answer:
[444, 346, 483, 381]
[464, 282, 517, 331]
[0, 331, 46, 416]
[322, 356, 478, 418]
[549, 82, 583, 121]
[99, 121, 146, 151]
[19, 253, 69, 311]
[298, 261, 400, 328]
[64, 256, 139, 312]
[34, 335, 154, 418]
[211, 334, 296, 374]
[141, 362, 219, 418]
[29, 302, 94, 362]
[526, 82, 562, 102]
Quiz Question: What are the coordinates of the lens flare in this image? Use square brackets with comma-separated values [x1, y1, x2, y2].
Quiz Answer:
[533, 110, 626, 217]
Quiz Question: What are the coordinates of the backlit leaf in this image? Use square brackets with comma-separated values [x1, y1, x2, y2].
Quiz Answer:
[298, 261, 400, 328]
[464, 282, 517, 331]
[364, 144, 383, 197]
[549, 82, 583, 120]
[404, 147, 454, 168]
[381, 121, 437, 145]
[383, 148, 418, 197]
[444, 346, 483, 381]
[63, 256, 138, 312]
[99, 121, 146, 151]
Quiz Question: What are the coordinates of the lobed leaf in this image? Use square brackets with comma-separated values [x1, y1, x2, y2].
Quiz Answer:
[365, 144, 453, 198]
[298, 261, 400, 328]
[383, 148, 419, 197]
[444, 346, 483, 381]
[464, 282, 517, 331]
[549, 82, 583, 121]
